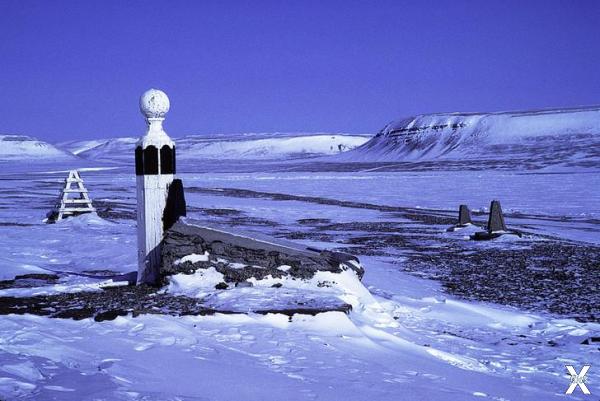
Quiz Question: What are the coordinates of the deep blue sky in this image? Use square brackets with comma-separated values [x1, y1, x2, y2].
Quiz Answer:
[2, 1, 599, 142]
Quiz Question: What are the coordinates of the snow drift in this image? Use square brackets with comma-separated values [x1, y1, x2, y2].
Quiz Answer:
[59, 133, 370, 163]
[336, 106, 600, 168]
[0, 135, 76, 161]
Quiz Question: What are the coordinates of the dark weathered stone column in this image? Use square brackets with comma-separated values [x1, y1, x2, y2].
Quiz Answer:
[487, 200, 507, 232]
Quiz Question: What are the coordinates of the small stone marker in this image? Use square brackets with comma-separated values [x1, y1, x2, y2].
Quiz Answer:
[136, 89, 176, 285]
[446, 204, 472, 232]
[471, 200, 520, 240]
[46, 170, 95, 222]
[458, 204, 472, 226]
[487, 200, 507, 232]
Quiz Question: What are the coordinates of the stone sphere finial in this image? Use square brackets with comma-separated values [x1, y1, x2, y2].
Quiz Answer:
[140, 89, 170, 119]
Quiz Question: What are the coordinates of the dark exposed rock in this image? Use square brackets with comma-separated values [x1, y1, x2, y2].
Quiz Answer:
[16, 273, 59, 281]
[95, 199, 136, 221]
[54, 307, 95, 320]
[403, 240, 600, 322]
[470, 231, 505, 241]
[200, 208, 243, 217]
[211, 262, 284, 283]
[227, 216, 280, 227]
[81, 270, 122, 277]
[258, 304, 352, 317]
[94, 309, 129, 322]
[0, 273, 60, 290]
[274, 212, 599, 322]
[161, 220, 364, 283]
[0, 222, 36, 227]
[215, 282, 228, 290]
[0, 283, 351, 321]
[0, 285, 212, 321]
[580, 337, 600, 347]
[297, 218, 332, 225]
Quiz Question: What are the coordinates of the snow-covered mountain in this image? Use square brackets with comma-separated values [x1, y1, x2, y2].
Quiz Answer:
[58, 137, 138, 164]
[59, 133, 370, 163]
[336, 106, 600, 168]
[176, 133, 370, 160]
[0, 135, 76, 161]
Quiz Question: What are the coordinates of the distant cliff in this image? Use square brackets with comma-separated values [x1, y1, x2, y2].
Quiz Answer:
[335, 106, 600, 169]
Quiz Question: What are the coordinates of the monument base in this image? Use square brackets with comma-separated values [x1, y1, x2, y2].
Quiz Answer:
[471, 230, 522, 241]
[161, 219, 364, 283]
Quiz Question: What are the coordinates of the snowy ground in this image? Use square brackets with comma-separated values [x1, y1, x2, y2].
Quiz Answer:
[0, 162, 598, 400]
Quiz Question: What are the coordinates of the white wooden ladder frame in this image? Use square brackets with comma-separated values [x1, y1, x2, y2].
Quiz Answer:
[55, 170, 96, 221]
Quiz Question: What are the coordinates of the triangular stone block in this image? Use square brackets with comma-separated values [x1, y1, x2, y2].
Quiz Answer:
[471, 200, 519, 240]
[487, 200, 507, 232]
[458, 204, 472, 226]
[446, 204, 473, 232]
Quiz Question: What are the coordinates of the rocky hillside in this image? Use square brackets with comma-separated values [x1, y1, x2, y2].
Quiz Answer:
[335, 106, 600, 169]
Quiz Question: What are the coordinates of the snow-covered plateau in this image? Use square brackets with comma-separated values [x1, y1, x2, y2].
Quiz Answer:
[0, 108, 598, 400]
[336, 106, 600, 170]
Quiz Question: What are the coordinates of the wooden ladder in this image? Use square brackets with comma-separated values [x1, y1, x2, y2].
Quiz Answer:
[54, 170, 96, 221]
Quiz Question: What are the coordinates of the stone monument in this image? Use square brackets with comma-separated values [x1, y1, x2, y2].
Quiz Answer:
[471, 200, 521, 240]
[446, 204, 472, 232]
[135, 89, 176, 285]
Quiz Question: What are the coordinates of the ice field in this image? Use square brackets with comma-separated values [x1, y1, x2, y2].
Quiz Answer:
[0, 160, 597, 400]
